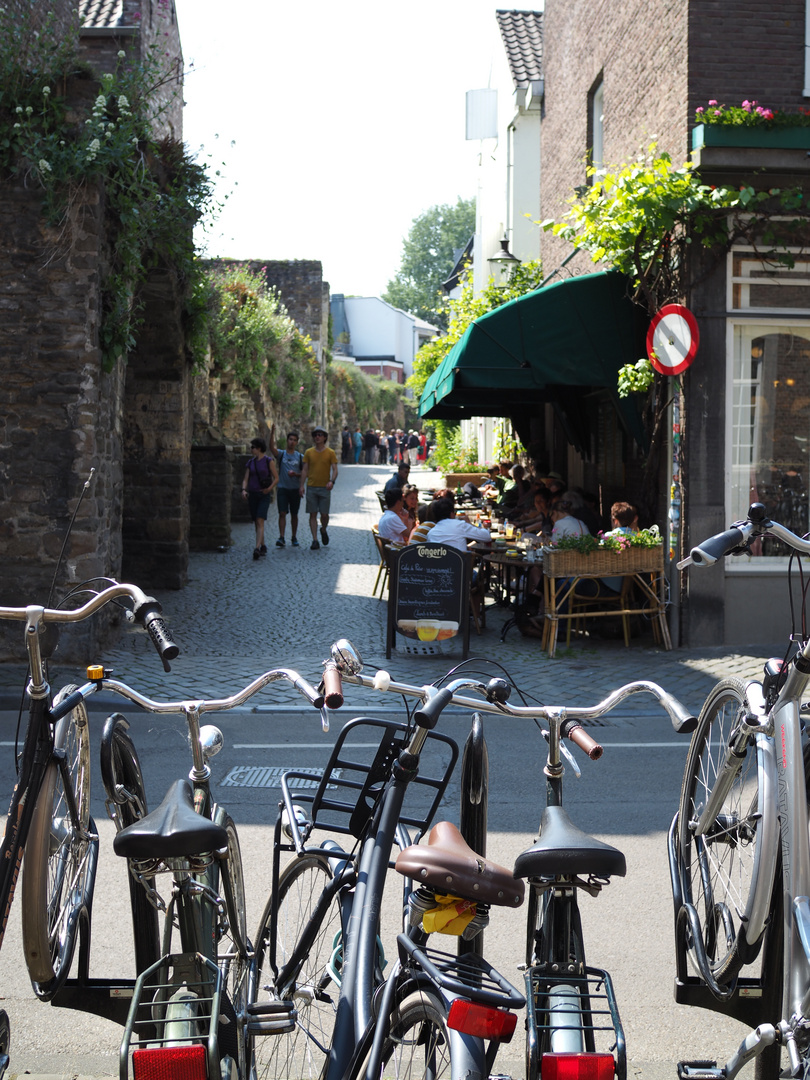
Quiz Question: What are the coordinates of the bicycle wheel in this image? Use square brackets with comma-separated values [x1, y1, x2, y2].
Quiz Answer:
[374, 989, 451, 1080]
[678, 677, 774, 985]
[215, 813, 252, 1080]
[253, 850, 344, 1080]
[21, 685, 92, 991]
[100, 714, 160, 976]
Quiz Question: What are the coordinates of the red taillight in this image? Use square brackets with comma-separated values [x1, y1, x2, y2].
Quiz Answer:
[447, 999, 518, 1042]
[132, 1045, 208, 1080]
[540, 1052, 615, 1080]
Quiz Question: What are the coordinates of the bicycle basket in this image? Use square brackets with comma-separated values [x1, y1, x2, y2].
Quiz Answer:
[281, 717, 458, 842]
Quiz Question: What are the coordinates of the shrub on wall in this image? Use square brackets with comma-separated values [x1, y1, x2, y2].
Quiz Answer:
[330, 360, 406, 429]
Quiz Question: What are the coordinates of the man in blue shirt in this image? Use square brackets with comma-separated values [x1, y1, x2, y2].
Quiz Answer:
[273, 431, 305, 547]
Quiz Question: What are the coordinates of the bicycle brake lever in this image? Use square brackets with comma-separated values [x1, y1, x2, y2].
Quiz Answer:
[320, 706, 330, 733]
[541, 729, 581, 778]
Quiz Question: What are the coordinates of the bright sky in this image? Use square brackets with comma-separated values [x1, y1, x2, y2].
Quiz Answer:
[173, 0, 508, 298]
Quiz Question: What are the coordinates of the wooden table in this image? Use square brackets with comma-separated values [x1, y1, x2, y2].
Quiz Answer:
[542, 546, 671, 658]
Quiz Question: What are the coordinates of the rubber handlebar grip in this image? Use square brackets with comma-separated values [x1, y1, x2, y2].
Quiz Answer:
[563, 721, 603, 760]
[414, 687, 454, 730]
[690, 527, 745, 566]
[322, 662, 344, 710]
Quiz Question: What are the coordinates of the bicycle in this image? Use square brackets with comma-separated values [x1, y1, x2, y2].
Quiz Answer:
[0, 582, 179, 1078]
[258, 639, 696, 1080]
[670, 500, 810, 1079]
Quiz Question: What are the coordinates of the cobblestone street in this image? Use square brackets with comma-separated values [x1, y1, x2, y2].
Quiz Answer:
[0, 461, 781, 714]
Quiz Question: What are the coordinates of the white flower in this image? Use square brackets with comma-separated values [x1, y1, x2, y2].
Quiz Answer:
[24, 106, 32, 114]
[38, 159, 51, 173]
[117, 50, 125, 58]
[15, 106, 22, 114]
[117, 95, 129, 109]
[42, 86, 51, 96]
[132, 137, 138, 146]
[88, 138, 101, 151]
[13, 123, 20, 130]
[95, 94, 107, 108]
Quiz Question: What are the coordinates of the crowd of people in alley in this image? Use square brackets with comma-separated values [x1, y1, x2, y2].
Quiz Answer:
[341, 426, 429, 466]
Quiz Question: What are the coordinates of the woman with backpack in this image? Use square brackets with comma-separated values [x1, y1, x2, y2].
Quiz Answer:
[241, 437, 278, 559]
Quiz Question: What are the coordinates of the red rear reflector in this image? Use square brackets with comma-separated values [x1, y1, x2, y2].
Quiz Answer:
[447, 999, 517, 1042]
[132, 1044, 208, 1080]
[541, 1053, 615, 1080]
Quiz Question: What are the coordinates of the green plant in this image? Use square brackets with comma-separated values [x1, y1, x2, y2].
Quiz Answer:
[697, 99, 810, 127]
[1, 6, 217, 370]
[617, 357, 655, 398]
[550, 525, 661, 554]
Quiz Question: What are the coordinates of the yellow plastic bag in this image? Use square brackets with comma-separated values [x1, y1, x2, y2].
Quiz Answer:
[421, 894, 477, 936]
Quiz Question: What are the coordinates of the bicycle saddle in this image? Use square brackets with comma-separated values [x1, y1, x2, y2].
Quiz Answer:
[514, 805, 626, 880]
[113, 778, 228, 860]
[396, 821, 525, 907]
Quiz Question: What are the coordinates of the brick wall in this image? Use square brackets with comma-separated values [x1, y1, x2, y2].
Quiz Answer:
[540, 0, 689, 277]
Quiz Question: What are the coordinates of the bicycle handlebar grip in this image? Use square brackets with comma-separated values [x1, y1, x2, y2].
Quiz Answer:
[689, 527, 745, 567]
[562, 720, 603, 760]
[135, 599, 179, 672]
[322, 661, 344, 710]
[414, 687, 454, 730]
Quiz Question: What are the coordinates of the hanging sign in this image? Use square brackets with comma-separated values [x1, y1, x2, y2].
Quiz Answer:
[646, 305, 699, 376]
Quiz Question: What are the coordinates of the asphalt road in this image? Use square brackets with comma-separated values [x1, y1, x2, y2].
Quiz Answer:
[0, 699, 762, 1080]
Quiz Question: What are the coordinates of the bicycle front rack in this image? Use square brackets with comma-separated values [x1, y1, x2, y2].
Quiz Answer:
[526, 965, 626, 1080]
[119, 952, 223, 1080]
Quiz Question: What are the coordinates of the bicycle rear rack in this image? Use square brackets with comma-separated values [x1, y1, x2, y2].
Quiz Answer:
[398, 934, 526, 1011]
[525, 965, 626, 1080]
[119, 952, 223, 1080]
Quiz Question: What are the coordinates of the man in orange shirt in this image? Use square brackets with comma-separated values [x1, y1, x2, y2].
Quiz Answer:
[299, 426, 339, 550]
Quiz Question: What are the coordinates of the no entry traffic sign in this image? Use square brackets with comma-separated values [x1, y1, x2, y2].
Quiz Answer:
[646, 305, 699, 376]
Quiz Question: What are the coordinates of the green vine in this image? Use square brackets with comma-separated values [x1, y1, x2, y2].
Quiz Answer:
[0, 6, 216, 370]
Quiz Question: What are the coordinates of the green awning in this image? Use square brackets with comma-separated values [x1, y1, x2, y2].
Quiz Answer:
[418, 270, 648, 445]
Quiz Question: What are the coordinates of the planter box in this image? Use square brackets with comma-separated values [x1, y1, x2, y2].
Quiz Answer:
[692, 123, 810, 151]
[443, 473, 488, 489]
[542, 545, 664, 578]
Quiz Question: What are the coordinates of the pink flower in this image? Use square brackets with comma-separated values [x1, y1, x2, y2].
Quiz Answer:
[742, 99, 752, 111]
[696, 106, 704, 114]
[714, 110, 721, 116]
[761, 108, 774, 120]
[708, 99, 718, 106]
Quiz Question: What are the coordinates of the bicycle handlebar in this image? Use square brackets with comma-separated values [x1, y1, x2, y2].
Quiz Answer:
[678, 502, 810, 569]
[338, 667, 697, 737]
[0, 583, 180, 672]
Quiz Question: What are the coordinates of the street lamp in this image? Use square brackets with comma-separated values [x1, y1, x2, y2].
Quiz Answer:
[488, 234, 520, 288]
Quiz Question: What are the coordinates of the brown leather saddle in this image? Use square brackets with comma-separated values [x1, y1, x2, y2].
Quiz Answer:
[395, 821, 525, 908]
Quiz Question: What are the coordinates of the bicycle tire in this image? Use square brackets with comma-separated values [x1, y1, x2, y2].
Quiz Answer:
[100, 714, 160, 976]
[253, 850, 344, 1080]
[372, 989, 451, 1080]
[215, 812, 252, 1080]
[678, 677, 775, 985]
[20, 685, 92, 990]
[0, 1008, 10, 1079]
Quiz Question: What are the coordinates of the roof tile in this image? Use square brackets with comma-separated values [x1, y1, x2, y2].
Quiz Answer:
[496, 9, 543, 89]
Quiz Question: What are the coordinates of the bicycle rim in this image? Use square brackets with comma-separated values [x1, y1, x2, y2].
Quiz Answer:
[678, 677, 771, 984]
[374, 989, 451, 1080]
[216, 812, 252, 1079]
[253, 851, 343, 1080]
[21, 685, 91, 989]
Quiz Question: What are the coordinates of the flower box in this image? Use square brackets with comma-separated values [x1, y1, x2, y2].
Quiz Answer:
[542, 545, 664, 578]
[692, 123, 810, 151]
[443, 473, 488, 489]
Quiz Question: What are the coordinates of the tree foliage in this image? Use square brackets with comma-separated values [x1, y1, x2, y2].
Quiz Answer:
[383, 197, 475, 329]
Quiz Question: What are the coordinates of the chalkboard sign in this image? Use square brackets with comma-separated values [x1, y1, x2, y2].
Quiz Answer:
[387, 544, 471, 659]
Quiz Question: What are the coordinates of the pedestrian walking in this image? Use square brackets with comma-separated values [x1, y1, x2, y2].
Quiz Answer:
[364, 428, 378, 464]
[241, 437, 278, 559]
[353, 427, 363, 464]
[408, 430, 420, 467]
[299, 425, 339, 550]
[377, 430, 388, 466]
[387, 430, 398, 464]
[341, 425, 352, 464]
[273, 430, 304, 547]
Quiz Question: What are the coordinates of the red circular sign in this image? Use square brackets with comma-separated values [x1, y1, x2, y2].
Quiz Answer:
[646, 305, 699, 376]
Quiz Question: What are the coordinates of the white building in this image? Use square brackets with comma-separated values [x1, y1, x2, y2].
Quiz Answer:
[331, 294, 438, 385]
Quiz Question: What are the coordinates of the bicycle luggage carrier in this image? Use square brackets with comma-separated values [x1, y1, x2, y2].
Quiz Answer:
[526, 966, 626, 1080]
[281, 717, 459, 845]
[119, 952, 224, 1080]
[398, 934, 526, 1010]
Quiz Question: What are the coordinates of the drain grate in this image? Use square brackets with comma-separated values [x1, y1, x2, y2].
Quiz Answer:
[221, 766, 340, 789]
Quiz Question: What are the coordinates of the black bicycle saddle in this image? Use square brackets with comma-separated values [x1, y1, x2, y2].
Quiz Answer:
[113, 778, 228, 860]
[514, 805, 626, 879]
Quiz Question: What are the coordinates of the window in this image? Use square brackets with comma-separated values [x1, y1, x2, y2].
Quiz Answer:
[729, 321, 810, 556]
[587, 77, 604, 181]
[728, 247, 810, 314]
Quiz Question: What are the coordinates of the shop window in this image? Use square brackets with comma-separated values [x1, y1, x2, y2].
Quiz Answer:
[728, 247, 810, 313]
[729, 322, 810, 556]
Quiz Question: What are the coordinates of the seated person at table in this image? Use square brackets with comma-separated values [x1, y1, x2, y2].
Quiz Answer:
[479, 466, 502, 500]
[603, 501, 639, 537]
[520, 487, 554, 538]
[499, 464, 528, 511]
[384, 462, 411, 492]
[401, 483, 420, 527]
[426, 498, 492, 553]
[378, 488, 410, 546]
[550, 499, 591, 540]
[409, 501, 439, 545]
